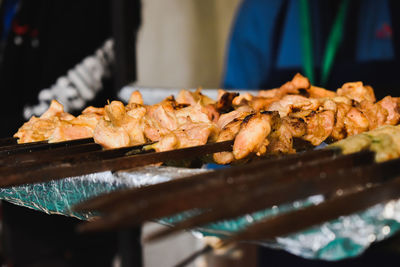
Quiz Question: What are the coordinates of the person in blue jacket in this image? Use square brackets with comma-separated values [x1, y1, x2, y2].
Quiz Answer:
[223, 0, 400, 100]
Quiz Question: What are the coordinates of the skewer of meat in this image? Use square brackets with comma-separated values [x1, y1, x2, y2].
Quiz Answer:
[13, 73, 400, 165]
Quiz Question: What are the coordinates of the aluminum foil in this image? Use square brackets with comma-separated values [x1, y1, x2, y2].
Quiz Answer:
[0, 166, 209, 220]
[1, 165, 400, 261]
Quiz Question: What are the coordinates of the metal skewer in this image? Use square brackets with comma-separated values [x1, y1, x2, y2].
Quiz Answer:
[0, 142, 102, 167]
[0, 140, 233, 187]
[76, 149, 379, 233]
[220, 174, 400, 246]
[147, 152, 398, 241]
[74, 148, 338, 213]
[0, 137, 94, 156]
[0, 137, 18, 147]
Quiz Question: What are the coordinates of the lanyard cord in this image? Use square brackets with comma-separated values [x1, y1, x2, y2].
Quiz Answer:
[299, 0, 350, 86]
[299, 0, 315, 84]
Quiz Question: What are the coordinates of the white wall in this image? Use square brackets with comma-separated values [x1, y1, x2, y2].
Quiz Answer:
[136, 0, 241, 88]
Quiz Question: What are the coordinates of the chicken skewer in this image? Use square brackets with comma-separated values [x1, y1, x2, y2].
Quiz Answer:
[11, 73, 400, 166]
[73, 124, 400, 232]
[214, 78, 400, 164]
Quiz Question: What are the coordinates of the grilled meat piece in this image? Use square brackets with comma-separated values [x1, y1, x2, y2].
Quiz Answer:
[177, 89, 219, 122]
[128, 90, 144, 105]
[216, 90, 239, 113]
[268, 95, 320, 117]
[14, 116, 60, 143]
[171, 122, 215, 149]
[281, 116, 307, 138]
[357, 100, 388, 130]
[378, 96, 400, 125]
[331, 102, 352, 141]
[93, 118, 131, 149]
[306, 86, 336, 98]
[302, 110, 335, 146]
[337, 82, 376, 103]
[213, 113, 250, 164]
[216, 105, 254, 130]
[344, 107, 369, 136]
[94, 101, 146, 148]
[267, 118, 299, 154]
[232, 93, 253, 106]
[258, 73, 310, 99]
[267, 116, 307, 154]
[176, 88, 215, 106]
[232, 92, 280, 112]
[14, 100, 99, 143]
[233, 111, 279, 159]
[40, 99, 74, 120]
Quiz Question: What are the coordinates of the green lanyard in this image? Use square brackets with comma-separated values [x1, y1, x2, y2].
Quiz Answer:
[299, 0, 350, 86]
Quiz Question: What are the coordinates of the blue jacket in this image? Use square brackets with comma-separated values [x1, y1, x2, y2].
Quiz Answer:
[223, 0, 398, 97]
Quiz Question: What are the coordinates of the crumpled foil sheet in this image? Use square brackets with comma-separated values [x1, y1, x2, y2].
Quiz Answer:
[0, 166, 209, 220]
[1, 165, 400, 261]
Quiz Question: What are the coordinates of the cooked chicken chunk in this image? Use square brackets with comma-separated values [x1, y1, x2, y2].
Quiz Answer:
[105, 101, 126, 126]
[302, 110, 335, 146]
[146, 104, 178, 131]
[268, 95, 320, 117]
[176, 89, 218, 122]
[344, 107, 369, 136]
[281, 116, 307, 138]
[14, 100, 98, 143]
[175, 104, 211, 125]
[93, 100, 147, 148]
[216, 90, 239, 113]
[306, 86, 336, 98]
[233, 111, 279, 160]
[152, 133, 177, 152]
[14, 116, 60, 143]
[267, 122, 295, 154]
[337, 82, 376, 103]
[258, 73, 310, 99]
[93, 118, 131, 149]
[378, 96, 400, 125]
[213, 113, 250, 164]
[216, 105, 254, 130]
[82, 106, 105, 116]
[331, 102, 352, 140]
[173, 122, 215, 149]
[40, 100, 73, 120]
[128, 90, 144, 105]
[357, 100, 388, 130]
[176, 88, 215, 106]
[49, 123, 93, 143]
[267, 116, 306, 154]
[232, 93, 253, 106]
